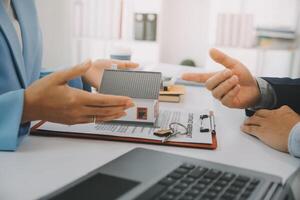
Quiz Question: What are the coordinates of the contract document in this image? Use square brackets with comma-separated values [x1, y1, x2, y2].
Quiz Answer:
[37, 109, 215, 144]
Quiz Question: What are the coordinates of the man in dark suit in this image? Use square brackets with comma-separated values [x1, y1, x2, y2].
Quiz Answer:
[182, 49, 300, 157]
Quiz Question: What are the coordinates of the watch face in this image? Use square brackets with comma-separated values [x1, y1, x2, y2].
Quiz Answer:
[137, 107, 148, 120]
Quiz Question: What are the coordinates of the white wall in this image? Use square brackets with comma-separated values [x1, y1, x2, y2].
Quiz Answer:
[293, 2, 300, 78]
[160, 0, 210, 67]
[35, 0, 300, 77]
[206, 0, 300, 77]
[35, 0, 72, 68]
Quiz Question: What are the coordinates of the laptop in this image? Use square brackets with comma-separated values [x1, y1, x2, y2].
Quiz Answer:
[41, 148, 299, 200]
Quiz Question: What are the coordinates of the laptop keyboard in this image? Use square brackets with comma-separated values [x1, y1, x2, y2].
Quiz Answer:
[136, 163, 261, 200]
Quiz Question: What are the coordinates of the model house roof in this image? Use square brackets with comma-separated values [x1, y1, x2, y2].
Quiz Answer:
[99, 70, 162, 99]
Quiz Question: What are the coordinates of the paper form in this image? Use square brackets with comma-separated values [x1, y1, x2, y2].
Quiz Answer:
[38, 109, 213, 144]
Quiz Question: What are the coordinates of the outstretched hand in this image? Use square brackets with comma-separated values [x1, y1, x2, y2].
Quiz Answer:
[182, 49, 261, 108]
[83, 59, 139, 90]
[22, 60, 134, 125]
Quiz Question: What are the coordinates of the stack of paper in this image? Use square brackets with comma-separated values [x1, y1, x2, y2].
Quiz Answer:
[36, 109, 213, 145]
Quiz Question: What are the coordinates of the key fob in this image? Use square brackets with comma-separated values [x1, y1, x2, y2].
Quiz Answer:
[154, 129, 173, 137]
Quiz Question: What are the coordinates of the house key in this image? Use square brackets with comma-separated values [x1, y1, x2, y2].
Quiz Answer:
[162, 122, 188, 143]
[162, 131, 178, 143]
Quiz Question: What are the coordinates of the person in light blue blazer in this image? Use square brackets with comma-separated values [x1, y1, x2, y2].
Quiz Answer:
[0, 0, 138, 151]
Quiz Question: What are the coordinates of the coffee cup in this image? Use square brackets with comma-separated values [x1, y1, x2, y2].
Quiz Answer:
[110, 46, 132, 61]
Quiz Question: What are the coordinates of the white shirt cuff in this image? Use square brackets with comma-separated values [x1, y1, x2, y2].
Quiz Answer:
[288, 122, 300, 158]
[252, 78, 277, 110]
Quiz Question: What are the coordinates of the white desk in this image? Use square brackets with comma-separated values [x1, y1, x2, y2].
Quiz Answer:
[0, 65, 299, 200]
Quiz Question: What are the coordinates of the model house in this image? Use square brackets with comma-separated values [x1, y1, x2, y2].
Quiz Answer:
[99, 69, 162, 125]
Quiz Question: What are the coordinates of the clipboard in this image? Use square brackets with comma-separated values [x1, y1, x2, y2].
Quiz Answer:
[31, 121, 218, 150]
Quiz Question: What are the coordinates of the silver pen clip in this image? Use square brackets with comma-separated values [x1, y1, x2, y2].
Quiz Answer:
[209, 111, 216, 134]
[200, 111, 216, 134]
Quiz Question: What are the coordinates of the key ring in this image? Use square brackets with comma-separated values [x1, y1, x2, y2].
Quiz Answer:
[169, 122, 188, 135]
[162, 122, 188, 143]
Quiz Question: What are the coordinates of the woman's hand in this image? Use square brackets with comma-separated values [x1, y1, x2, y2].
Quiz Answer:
[241, 106, 300, 152]
[82, 59, 139, 90]
[182, 49, 261, 108]
[22, 60, 134, 125]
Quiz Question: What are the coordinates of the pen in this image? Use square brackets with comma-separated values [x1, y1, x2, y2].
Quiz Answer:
[209, 111, 216, 134]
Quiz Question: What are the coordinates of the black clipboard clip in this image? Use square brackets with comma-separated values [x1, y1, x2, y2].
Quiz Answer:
[200, 111, 216, 134]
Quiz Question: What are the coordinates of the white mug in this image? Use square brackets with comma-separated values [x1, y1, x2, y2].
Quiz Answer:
[110, 46, 132, 61]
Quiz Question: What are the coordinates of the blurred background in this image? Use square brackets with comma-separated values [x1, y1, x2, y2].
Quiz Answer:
[36, 0, 300, 77]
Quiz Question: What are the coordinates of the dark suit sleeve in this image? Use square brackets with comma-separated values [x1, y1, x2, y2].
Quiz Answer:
[262, 77, 300, 114]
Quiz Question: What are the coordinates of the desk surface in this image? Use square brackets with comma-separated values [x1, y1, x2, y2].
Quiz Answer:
[0, 64, 299, 200]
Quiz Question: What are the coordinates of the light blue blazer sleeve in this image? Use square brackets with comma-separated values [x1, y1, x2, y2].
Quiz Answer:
[0, 72, 90, 152]
[0, 0, 91, 151]
[0, 90, 27, 150]
[0, 0, 43, 151]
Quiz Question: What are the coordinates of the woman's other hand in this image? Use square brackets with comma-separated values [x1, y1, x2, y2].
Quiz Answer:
[82, 59, 139, 90]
